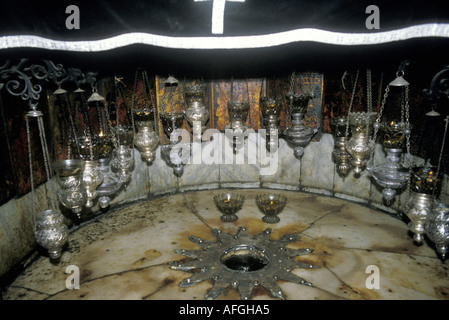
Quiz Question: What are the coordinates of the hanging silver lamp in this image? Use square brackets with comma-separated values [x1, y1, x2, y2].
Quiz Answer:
[183, 81, 210, 140]
[344, 112, 377, 175]
[283, 93, 317, 159]
[330, 116, 352, 177]
[35, 209, 69, 260]
[368, 121, 410, 203]
[425, 202, 449, 260]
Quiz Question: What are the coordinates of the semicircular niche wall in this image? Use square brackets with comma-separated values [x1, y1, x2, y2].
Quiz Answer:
[1, 130, 448, 280]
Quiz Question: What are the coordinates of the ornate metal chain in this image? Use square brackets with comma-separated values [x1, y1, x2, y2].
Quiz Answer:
[79, 92, 94, 160]
[404, 85, 411, 157]
[130, 71, 138, 140]
[368, 84, 390, 167]
[345, 69, 359, 138]
[65, 93, 79, 159]
[37, 116, 52, 180]
[403, 84, 415, 199]
[286, 73, 295, 128]
[365, 69, 373, 139]
[366, 69, 372, 113]
[434, 116, 449, 202]
[25, 116, 36, 231]
[143, 69, 158, 133]
[103, 105, 117, 147]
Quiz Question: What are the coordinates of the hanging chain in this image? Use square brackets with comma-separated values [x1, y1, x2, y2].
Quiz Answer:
[143, 69, 158, 132]
[404, 85, 411, 157]
[345, 69, 359, 138]
[57, 94, 70, 158]
[366, 69, 372, 113]
[400, 88, 405, 123]
[130, 71, 138, 142]
[80, 92, 94, 160]
[289, 72, 295, 94]
[365, 69, 373, 139]
[373, 85, 389, 140]
[37, 116, 52, 180]
[104, 103, 117, 147]
[434, 116, 449, 203]
[96, 101, 105, 135]
[286, 72, 296, 128]
[403, 84, 415, 199]
[65, 93, 79, 158]
[131, 70, 139, 115]
[368, 84, 390, 167]
[25, 116, 36, 231]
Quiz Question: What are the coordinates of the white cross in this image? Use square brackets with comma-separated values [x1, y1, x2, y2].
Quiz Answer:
[195, 0, 246, 34]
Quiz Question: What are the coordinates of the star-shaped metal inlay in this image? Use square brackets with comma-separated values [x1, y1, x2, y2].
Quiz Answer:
[170, 227, 319, 300]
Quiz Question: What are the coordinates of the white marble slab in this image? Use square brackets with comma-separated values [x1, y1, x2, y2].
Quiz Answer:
[5, 189, 448, 301]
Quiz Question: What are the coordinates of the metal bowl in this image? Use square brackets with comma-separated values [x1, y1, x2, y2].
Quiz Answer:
[256, 194, 287, 224]
[213, 193, 244, 222]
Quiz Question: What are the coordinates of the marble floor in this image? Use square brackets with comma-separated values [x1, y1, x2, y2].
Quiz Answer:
[3, 189, 449, 300]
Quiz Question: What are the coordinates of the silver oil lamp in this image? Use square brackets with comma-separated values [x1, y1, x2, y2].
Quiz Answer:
[160, 76, 186, 176]
[368, 121, 410, 203]
[35, 209, 69, 260]
[95, 131, 122, 209]
[425, 202, 449, 260]
[94, 76, 130, 209]
[405, 163, 442, 244]
[110, 125, 135, 183]
[226, 99, 250, 152]
[183, 81, 210, 140]
[134, 114, 160, 164]
[75, 135, 104, 208]
[52, 159, 87, 217]
[24, 106, 70, 260]
[160, 112, 185, 177]
[344, 112, 377, 175]
[330, 116, 352, 177]
[260, 97, 282, 152]
[132, 70, 160, 163]
[283, 92, 318, 159]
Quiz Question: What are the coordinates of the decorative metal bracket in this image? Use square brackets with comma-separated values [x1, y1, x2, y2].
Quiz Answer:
[423, 65, 449, 107]
[0, 58, 98, 110]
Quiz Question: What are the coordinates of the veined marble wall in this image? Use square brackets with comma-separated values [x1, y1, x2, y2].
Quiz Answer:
[1, 132, 448, 278]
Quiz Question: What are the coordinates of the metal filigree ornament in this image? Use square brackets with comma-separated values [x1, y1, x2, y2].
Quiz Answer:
[170, 227, 319, 300]
[283, 73, 318, 159]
